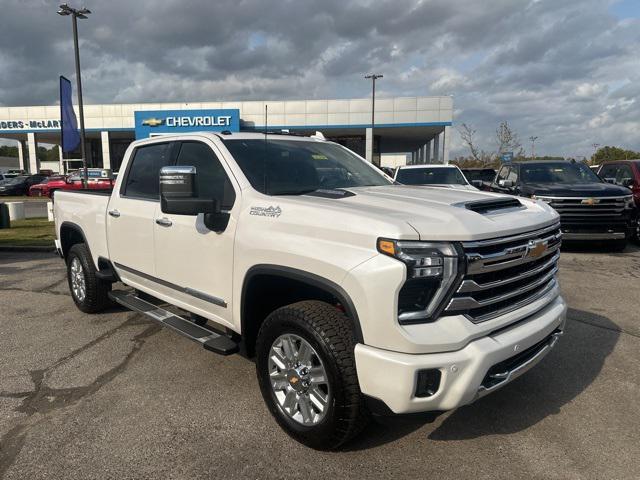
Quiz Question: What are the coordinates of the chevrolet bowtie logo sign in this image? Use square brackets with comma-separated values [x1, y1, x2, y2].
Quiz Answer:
[525, 240, 547, 259]
[581, 198, 600, 206]
[134, 108, 240, 139]
[141, 117, 165, 127]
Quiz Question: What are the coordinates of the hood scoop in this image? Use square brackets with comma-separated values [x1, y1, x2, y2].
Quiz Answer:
[305, 188, 356, 199]
[460, 197, 524, 214]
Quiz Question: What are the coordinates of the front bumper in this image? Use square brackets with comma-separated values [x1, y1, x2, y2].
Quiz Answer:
[561, 231, 626, 240]
[559, 210, 636, 241]
[354, 295, 567, 414]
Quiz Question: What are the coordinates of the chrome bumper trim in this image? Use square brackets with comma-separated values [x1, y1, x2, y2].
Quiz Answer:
[562, 232, 626, 240]
[476, 330, 563, 397]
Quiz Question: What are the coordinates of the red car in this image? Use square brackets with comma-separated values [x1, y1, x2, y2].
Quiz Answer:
[598, 160, 640, 239]
[29, 169, 114, 198]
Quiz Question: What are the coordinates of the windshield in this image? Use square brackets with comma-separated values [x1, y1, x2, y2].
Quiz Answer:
[223, 139, 391, 195]
[521, 162, 602, 184]
[396, 167, 468, 186]
[463, 169, 495, 182]
[4, 176, 27, 185]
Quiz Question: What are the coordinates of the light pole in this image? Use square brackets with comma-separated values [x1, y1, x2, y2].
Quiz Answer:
[365, 74, 383, 165]
[529, 136, 538, 161]
[57, 3, 91, 187]
[592, 143, 600, 164]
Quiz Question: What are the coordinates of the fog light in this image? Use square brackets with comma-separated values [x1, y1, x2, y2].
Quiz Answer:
[415, 369, 441, 398]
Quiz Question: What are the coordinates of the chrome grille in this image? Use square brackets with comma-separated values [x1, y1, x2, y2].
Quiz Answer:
[445, 222, 561, 323]
[548, 196, 627, 218]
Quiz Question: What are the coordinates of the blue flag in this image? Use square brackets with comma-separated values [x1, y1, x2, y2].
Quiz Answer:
[59, 76, 80, 152]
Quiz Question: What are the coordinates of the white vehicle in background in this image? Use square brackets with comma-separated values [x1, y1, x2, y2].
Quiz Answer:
[54, 131, 566, 449]
[394, 164, 480, 191]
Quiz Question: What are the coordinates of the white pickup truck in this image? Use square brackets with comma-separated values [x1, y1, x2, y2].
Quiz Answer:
[54, 131, 566, 449]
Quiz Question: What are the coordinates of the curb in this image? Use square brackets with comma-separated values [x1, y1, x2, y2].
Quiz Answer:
[0, 245, 57, 253]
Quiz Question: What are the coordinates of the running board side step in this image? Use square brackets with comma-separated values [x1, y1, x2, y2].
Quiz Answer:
[109, 290, 239, 355]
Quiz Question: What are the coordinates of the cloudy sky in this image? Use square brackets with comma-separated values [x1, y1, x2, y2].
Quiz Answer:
[0, 0, 639, 157]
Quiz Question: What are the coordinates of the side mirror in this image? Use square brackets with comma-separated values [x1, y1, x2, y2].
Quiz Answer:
[471, 180, 483, 189]
[159, 166, 230, 232]
[622, 178, 634, 188]
[604, 177, 616, 184]
[499, 179, 514, 188]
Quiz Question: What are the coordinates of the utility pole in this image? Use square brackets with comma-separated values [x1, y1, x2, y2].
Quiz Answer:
[592, 143, 600, 164]
[529, 136, 538, 161]
[57, 3, 91, 187]
[364, 74, 383, 165]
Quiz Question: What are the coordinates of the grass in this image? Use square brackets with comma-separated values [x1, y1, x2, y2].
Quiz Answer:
[0, 218, 55, 247]
[0, 196, 50, 202]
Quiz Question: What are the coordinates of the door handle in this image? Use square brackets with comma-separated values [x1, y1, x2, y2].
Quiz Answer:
[108, 209, 120, 218]
[155, 217, 173, 227]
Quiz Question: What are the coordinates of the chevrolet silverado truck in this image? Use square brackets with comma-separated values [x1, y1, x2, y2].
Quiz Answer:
[490, 160, 636, 250]
[54, 132, 566, 449]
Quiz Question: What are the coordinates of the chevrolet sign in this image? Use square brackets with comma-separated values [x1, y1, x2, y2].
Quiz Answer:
[141, 117, 165, 127]
[134, 108, 240, 139]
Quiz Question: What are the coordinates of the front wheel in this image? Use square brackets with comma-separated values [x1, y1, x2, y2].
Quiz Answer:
[66, 243, 112, 313]
[610, 239, 628, 252]
[255, 300, 369, 450]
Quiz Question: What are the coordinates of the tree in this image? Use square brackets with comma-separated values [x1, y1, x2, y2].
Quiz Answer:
[36, 145, 60, 163]
[458, 123, 481, 162]
[495, 121, 523, 158]
[0, 145, 19, 157]
[457, 122, 496, 166]
[591, 146, 640, 164]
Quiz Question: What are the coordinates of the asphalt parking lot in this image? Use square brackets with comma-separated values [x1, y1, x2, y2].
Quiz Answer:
[1, 246, 639, 479]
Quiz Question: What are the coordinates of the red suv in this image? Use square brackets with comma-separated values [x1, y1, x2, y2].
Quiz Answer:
[598, 160, 640, 238]
[28, 169, 114, 198]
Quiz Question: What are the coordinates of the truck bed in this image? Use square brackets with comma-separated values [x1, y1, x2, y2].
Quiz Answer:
[54, 189, 111, 265]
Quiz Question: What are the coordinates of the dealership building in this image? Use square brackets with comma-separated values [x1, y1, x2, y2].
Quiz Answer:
[0, 95, 452, 174]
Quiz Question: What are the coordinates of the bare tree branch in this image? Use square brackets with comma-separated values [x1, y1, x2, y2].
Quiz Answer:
[458, 123, 481, 162]
[496, 121, 522, 156]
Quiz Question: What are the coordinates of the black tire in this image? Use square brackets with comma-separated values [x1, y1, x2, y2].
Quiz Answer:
[255, 300, 369, 450]
[610, 239, 627, 252]
[66, 243, 112, 313]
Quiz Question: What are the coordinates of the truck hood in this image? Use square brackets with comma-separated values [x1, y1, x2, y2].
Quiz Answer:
[520, 182, 631, 197]
[299, 185, 559, 241]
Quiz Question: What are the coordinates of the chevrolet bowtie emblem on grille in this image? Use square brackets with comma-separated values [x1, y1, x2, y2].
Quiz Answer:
[581, 198, 600, 205]
[525, 239, 547, 259]
[141, 117, 165, 127]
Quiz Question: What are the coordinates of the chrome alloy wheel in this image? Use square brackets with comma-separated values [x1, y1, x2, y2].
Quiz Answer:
[268, 334, 330, 426]
[70, 257, 87, 302]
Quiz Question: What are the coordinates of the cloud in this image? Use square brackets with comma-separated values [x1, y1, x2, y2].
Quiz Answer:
[0, 0, 638, 158]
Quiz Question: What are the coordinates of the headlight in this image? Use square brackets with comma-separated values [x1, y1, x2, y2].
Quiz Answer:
[377, 239, 462, 324]
[624, 195, 635, 209]
[531, 195, 554, 204]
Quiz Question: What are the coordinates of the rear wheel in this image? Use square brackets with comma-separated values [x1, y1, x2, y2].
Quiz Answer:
[66, 243, 112, 313]
[255, 300, 369, 450]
